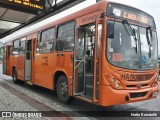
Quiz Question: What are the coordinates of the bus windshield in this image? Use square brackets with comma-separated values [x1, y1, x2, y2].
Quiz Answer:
[107, 21, 158, 70]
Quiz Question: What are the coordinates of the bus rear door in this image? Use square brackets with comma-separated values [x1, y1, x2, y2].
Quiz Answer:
[4, 45, 11, 75]
[25, 40, 32, 80]
[3, 46, 6, 74]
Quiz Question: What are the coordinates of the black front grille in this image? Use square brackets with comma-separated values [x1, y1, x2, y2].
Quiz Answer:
[126, 85, 136, 88]
[126, 84, 149, 89]
[130, 92, 147, 98]
[141, 84, 148, 87]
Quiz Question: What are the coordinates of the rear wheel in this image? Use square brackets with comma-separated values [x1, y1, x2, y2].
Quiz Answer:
[56, 75, 72, 104]
[12, 68, 24, 84]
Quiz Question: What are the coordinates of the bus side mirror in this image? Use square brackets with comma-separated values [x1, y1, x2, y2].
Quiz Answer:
[107, 22, 115, 39]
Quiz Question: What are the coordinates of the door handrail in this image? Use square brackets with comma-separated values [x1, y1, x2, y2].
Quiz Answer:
[75, 55, 85, 69]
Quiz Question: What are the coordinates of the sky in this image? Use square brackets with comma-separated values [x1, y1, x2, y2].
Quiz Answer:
[1, 0, 160, 54]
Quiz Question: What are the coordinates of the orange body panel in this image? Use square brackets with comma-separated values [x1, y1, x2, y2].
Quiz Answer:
[10, 55, 25, 80]
[100, 84, 159, 106]
[33, 52, 73, 90]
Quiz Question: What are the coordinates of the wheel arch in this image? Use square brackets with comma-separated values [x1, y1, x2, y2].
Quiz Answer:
[53, 70, 73, 103]
[53, 71, 67, 90]
[12, 66, 16, 74]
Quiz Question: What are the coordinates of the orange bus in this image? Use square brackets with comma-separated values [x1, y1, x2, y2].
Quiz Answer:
[2, 0, 159, 106]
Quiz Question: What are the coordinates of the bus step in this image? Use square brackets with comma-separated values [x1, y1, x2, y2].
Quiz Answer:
[85, 75, 94, 86]
[84, 85, 93, 100]
[26, 81, 33, 85]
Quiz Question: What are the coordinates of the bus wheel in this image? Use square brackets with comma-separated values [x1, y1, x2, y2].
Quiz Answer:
[56, 75, 72, 104]
[12, 68, 24, 84]
[12, 68, 18, 83]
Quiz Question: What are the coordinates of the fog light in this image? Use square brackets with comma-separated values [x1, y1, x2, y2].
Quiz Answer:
[115, 83, 120, 89]
[112, 78, 115, 83]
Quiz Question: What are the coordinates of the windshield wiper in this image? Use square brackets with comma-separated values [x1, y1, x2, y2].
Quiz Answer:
[122, 20, 138, 53]
[146, 26, 152, 58]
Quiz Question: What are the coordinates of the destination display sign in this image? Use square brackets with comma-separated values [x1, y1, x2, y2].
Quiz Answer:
[107, 3, 156, 28]
[0, 0, 45, 12]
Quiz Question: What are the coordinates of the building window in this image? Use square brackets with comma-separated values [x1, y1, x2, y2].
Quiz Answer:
[56, 21, 75, 51]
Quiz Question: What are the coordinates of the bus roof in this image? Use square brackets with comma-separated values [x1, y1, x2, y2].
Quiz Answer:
[1, 0, 155, 43]
[1, 1, 102, 43]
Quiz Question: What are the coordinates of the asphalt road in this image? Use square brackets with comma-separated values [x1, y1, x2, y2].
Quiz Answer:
[0, 64, 159, 120]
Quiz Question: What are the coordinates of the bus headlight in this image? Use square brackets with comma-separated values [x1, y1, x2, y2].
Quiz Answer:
[110, 78, 124, 89]
[112, 78, 115, 83]
[105, 74, 124, 89]
[115, 83, 120, 89]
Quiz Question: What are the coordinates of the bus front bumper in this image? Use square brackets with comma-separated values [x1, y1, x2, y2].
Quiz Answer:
[100, 84, 159, 106]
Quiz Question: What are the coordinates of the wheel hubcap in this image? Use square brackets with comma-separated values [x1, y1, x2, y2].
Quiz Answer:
[59, 82, 67, 96]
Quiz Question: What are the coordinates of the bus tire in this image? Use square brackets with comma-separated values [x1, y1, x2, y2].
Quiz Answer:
[12, 68, 18, 83]
[56, 75, 72, 104]
[12, 68, 24, 84]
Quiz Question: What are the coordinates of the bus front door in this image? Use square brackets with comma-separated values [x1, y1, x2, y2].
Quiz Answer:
[73, 27, 86, 96]
[73, 24, 98, 101]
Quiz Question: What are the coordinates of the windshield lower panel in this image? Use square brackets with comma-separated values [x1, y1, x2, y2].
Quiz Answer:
[107, 21, 158, 70]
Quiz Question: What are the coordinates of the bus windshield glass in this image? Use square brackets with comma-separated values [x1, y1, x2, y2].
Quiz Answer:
[107, 21, 158, 70]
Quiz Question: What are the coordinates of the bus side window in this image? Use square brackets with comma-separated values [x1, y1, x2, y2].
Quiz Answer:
[12, 39, 20, 55]
[19, 41, 25, 55]
[56, 21, 75, 52]
[38, 27, 56, 54]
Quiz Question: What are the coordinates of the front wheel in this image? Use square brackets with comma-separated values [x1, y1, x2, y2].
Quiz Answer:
[56, 75, 72, 104]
